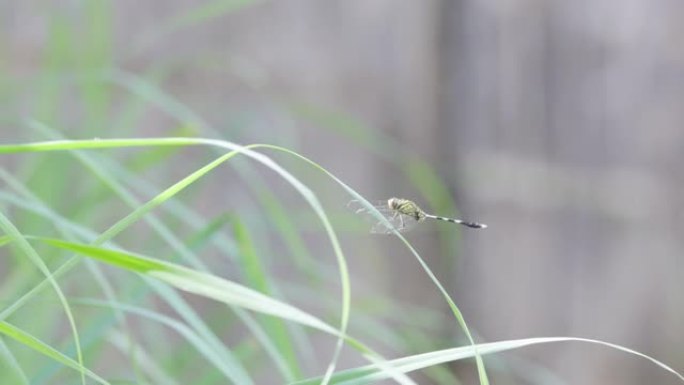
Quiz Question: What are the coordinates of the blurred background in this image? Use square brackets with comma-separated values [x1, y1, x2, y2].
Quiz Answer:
[2, 1, 684, 384]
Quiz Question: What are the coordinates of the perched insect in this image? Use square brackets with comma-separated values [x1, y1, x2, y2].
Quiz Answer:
[349, 197, 487, 234]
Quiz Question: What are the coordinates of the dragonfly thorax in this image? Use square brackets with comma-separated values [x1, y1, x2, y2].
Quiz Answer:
[387, 197, 425, 221]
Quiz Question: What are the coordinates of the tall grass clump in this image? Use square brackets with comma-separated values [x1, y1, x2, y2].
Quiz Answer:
[1, 2, 683, 384]
[1, 134, 683, 385]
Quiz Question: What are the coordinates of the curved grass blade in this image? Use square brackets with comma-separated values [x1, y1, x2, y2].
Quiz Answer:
[35, 125, 257, 383]
[0, 149, 142, 384]
[1, 136, 475, 383]
[290, 104, 469, 244]
[0, 212, 87, 385]
[6, 136, 664, 382]
[292, 337, 684, 385]
[0, 338, 30, 385]
[233, 216, 301, 380]
[0, 142, 296, 384]
[105, 71, 353, 384]
[31, 128, 256, 384]
[0, 132, 353, 385]
[73, 297, 290, 385]
[6, 128, 293, 384]
[248, 144, 491, 385]
[27, 236, 414, 384]
[30, 237, 337, 335]
[105, 329, 180, 385]
[32, 124, 305, 382]
[0, 177, 252, 385]
[180, 213, 232, 255]
[0, 321, 109, 385]
[0, 193, 414, 385]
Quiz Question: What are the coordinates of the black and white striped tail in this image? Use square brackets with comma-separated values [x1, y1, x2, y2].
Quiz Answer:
[427, 214, 487, 229]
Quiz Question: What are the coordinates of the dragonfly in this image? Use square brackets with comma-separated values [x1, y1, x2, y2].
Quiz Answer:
[349, 197, 487, 234]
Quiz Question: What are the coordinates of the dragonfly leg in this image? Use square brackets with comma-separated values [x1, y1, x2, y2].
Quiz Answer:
[387, 211, 400, 231]
[400, 214, 405, 230]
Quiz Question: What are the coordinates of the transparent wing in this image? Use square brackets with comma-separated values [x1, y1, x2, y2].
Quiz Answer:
[346, 199, 392, 216]
[348, 199, 394, 234]
[347, 199, 420, 234]
[369, 213, 421, 234]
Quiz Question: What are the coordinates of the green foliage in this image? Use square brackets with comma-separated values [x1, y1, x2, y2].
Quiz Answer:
[1, 3, 682, 383]
[1, 136, 682, 385]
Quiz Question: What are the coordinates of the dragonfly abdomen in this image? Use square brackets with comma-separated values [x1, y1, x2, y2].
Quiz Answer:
[428, 215, 488, 229]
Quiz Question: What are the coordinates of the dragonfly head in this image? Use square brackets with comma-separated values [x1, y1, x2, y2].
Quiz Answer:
[387, 197, 400, 210]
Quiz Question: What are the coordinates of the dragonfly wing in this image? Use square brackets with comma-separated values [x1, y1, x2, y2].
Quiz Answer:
[348, 200, 393, 221]
[370, 213, 419, 234]
[397, 214, 421, 233]
[370, 221, 392, 234]
[347, 199, 389, 214]
[348, 199, 420, 234]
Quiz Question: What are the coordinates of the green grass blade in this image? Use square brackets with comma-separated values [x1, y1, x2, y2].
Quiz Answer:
[72, 298, 267, 384]
[0, 166, 254, 385]
[0, 135, 353, 385]
[255, 187, 320, 279]
[233, 217, 301, 380]
[178, 213, 232, 255]
[106, 329, 179, 385]
[0, 234, 12, 247]
[291, 102, 468, 304]
[250, 144, 490, 385]
[78, 0, 113, 128]
[146, 281, 256, 384]
[37, 126, 291, 383]
[74, 145, 319, 377]
[102, 74, 353, 382]
[22, 236, 413, 384]
[0, 133, 425, 383]
[35, 126, 262, 384]
[33, 237, 337, 334]
[4, 140, 297, 383]
[170, 0, 261, 28]
[0, 192, 413, 384]
[293, 337, 684, 385]
[0, 321, 109, 385]
[0, 212, 87, 385]
[0, 338, 30, 385]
